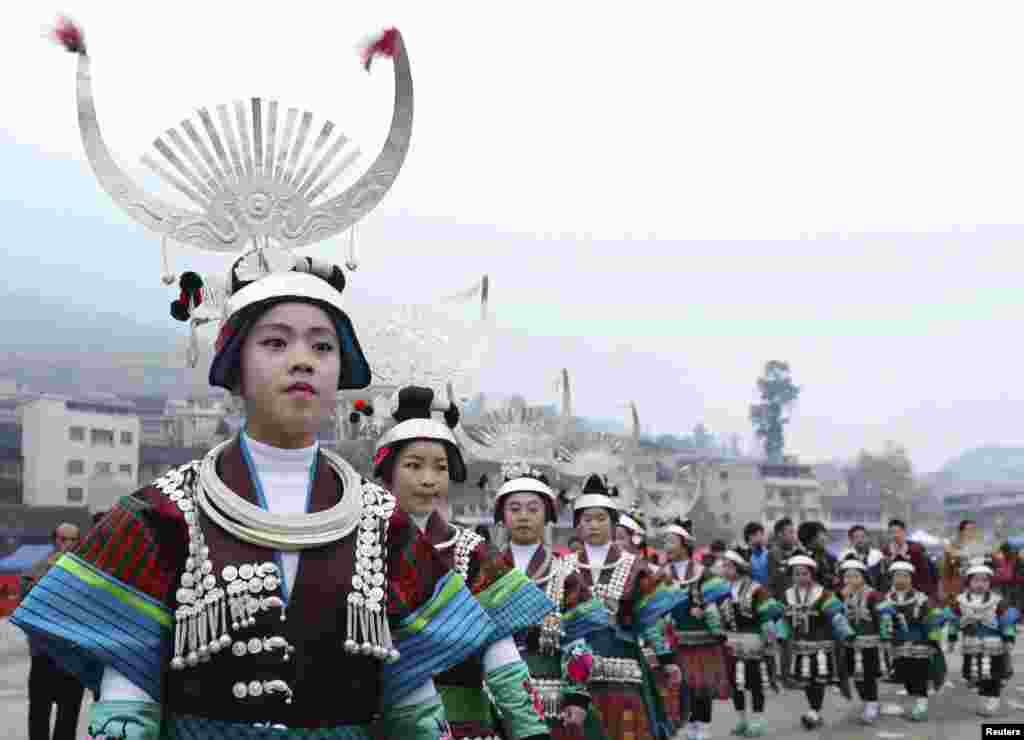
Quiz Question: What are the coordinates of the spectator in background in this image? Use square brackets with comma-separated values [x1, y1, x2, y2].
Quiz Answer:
[739, 522, 771, 586]
[705, 539, 728, 575]
[768, 517, 802, 687]
[767, 517, 802, 600]
[876, 519, 939, 603]
[21, 523, 85, 740]
[838, 525, 882, 587]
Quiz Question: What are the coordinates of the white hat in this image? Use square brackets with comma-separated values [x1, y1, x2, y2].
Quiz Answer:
[838, 556, 866, 572]
[572, 475, 620, 517]
[787, 554, 817, 570]
[494, 475, 557, 524]
[888, 559, 915, 575]
[965, 558, 994, 579]
[663, 517, 694, 542]
[374, 387, 466, 482]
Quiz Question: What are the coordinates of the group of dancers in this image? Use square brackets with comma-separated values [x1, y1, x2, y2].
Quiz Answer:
[18, 15, 1019, 740]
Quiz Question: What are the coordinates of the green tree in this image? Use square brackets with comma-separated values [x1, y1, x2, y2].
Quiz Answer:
[749, 361, 800, 462]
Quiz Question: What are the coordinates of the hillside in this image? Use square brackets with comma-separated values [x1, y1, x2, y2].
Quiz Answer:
[940, 446, 1024, 483]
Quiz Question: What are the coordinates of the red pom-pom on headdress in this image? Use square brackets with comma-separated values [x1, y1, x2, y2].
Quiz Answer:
[48, 15, 86, 55]
[360, 27, 400, 71]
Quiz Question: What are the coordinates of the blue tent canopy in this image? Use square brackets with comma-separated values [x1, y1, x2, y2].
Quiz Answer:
[0, 544, 53, 574]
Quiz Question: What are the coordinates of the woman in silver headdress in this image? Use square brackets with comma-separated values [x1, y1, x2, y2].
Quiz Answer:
[373, 387, 556, 740]
[14, 18, 484, 740]
[570, 476, 683, 740]
[490, 468, 609, 740]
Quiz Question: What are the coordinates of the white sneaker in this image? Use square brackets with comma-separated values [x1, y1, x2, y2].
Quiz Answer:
[686, 721, 700, 740]
[862, 701, 879, 724]
[979, 697, 1001, 716]
[696, 722, 709, 740]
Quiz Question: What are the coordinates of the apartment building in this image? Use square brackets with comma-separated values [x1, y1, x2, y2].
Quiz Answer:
[19, 396, 140, 509]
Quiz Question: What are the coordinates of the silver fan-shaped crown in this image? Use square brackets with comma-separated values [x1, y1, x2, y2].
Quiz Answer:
[553, 432, 628, 479]
[75, 31, 412, 254]
[461, 403, 562, 465]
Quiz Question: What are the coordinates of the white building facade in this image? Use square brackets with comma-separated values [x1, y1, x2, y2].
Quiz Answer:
[19, 397, 140, 511]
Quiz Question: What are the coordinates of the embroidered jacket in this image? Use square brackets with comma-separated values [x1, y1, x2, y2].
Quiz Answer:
[12, 439, 487, 735]
[879, 589, 946, 645]
[721, 577, 784, 643]
[503, 545, 608, 714]
[778, 584, 854, 643]
[947, 591, 1018, 645]
[422, 512, 555, 740]
[842, 587, 889, 638]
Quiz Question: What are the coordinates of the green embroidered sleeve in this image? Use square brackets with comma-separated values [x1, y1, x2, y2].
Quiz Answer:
[485, 661, 548, 739]
[703, 602, 724, 635]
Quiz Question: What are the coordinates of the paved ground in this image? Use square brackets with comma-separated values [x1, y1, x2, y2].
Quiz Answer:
[1, 618, 1021, 740]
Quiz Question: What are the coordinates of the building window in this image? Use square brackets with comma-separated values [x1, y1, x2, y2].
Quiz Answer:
[67, 459, 85, 476]
[91, 429, 114, 447]
[721, 490, 732, 505]
[721, 513, 732, 526]
[69, 426, 85, 442]
[120, 431, 133, 445]
[765, 489, 775, 501]
[119, 464, 132, 477]
[95, 461, 112, 475]
[720, 471, 729, 482]
[67, 487, 84, 503]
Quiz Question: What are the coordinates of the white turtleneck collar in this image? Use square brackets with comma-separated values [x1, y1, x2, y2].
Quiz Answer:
[584, 542, 611, 570]
[241, 431, 318, 597]
[410, 512, 431, 533]
[510, 542, 541, 573]
[672, 559, 690, 580]
[243, 431, 318, 482]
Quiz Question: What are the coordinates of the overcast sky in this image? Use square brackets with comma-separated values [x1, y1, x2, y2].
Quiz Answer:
[3, 2, 1024, 472]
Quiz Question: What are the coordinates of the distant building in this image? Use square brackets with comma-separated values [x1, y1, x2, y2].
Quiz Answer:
[19, 396, 140, 510]
[0, 423, 21, 505]
[759, 459, 823, 534]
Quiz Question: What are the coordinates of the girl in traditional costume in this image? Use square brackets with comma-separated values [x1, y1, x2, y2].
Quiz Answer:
[15, 259, 487, 740]
[719, 550, 783, 738]
[17, 17, 483, 740]
[947, 557, 1019, 717]
[660, 520, 732, 740]
[569, 475, 682, 740]
[492, 465, 610, 740]
[837, 554, 889, 725]
[373, 389, 556, 740]
[879, 557, 946, 721]
[617, 506, 679, 732]
[777, 554, 855, 731]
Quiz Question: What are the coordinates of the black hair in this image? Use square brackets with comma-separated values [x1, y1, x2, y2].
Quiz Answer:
[774, 517, 794, 537]
[848, 524, 866, 538]
[224, 296, 355, 392]
[888, 519, 906, 531]
[959, 519, 977, 533]
[743, 522, 764, 543]
[571, 474, 621, 528]
[374, 386, 466, 484]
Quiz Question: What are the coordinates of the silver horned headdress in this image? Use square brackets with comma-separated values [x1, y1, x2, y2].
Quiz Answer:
[51, 16, 410, 261]
[48, 16, 412, 363]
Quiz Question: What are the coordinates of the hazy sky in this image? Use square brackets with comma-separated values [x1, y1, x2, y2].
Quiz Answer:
[3, 3, 1024, 472]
